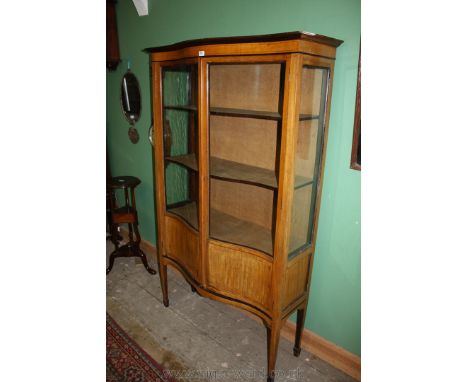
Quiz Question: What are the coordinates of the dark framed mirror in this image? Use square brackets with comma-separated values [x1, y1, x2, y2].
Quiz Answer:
[120, 70, 141, 124]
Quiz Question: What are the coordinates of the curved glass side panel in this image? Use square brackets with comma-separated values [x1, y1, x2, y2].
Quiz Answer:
[162, 63, 199, 230]
[288, 67, 329, 257]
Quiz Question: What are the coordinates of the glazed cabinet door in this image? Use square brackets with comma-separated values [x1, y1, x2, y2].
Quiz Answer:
[288, 63, 330, 258]
[206, 56, 288, 257]
[202, 55, 290, 315]
[282, 58, 333, 312]
[154, 59, 201, 280]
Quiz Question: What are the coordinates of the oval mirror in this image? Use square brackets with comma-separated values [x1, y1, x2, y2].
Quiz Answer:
[120, 70, 141, 124]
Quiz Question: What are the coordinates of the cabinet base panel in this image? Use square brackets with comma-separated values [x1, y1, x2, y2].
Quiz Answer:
[162, 256, 272, 325]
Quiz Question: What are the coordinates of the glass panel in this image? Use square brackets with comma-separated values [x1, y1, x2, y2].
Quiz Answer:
[288, 67, 329, 256]
[162, 64, 199, 230]
[208, 62, 285, 255]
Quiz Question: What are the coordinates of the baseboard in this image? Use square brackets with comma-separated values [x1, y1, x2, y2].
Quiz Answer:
[114, 230, 360, 380]
[281, 320, 360, 380]
[237, 309, 361, 381]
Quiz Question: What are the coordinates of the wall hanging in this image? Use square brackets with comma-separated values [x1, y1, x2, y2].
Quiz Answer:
[120, 69, 141, 144]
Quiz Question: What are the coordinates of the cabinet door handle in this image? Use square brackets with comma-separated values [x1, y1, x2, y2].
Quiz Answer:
[148, 124, 154, 147]
[163, 119, 172, 155]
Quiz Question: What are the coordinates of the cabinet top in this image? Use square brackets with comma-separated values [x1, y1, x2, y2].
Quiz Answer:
[144, 31, 343, 60]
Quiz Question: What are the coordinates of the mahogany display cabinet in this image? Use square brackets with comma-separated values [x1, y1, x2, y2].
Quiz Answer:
[146, 31, 343, 381]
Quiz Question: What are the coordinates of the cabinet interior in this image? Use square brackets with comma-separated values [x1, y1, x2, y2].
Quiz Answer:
[160, 61, 330, 257]
[207, 62, 284, 255]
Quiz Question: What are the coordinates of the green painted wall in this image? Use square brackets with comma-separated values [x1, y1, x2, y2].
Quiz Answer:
[107, 0, 360, 356]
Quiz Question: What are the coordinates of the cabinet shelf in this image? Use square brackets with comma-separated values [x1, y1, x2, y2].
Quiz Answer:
[165, 154, 198, 171]
[168, 201, 273, 255]
[165, 153, 313, 189]
[299, 113, 320, 121]
[163, 105, 318, 121]
[211, 157, 277, 189]
[164, 105, 197, 112]
[210, 106, 281, 120]
[294, 176, 314, 189]
[167, 201, 199, 230]
[211, 208, 273, 256]
[212, 158, 312, 189]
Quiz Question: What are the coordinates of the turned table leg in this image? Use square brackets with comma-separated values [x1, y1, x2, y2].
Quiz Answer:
[106, 176, 157, 277]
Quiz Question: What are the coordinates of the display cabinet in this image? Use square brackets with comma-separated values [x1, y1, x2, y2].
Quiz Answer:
[146, 32, 342, 382]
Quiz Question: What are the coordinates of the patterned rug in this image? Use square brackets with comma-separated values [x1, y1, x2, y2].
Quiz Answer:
[106, 313, 176, 382]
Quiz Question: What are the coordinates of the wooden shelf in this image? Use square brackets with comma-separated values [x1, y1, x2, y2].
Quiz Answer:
[164, 105, 197, 112]
[208, 107, 318, 121]
[166, 154, 312, 189]
[210, 106, 281, 120]
[163, 105, 300, 121]
[167, 201, 199, 230]
[166, 154, 275, 187]
[211, 157, 277, 189]
[168, 201, 273, 255]
[165, 154, 198, 171]
[212, 157, 313, 190]
[299, 113, 320, 121]
[211, 208, 273, 256]
[294, 176, 314, 189]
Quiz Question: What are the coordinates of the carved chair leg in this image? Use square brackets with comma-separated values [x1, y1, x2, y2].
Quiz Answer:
[106, 250, 118, 275]
[159, 263, 169, 307]
[266, 321, 281, 382]
[294, 308, 306, 357]
[138, 249, 157, 275]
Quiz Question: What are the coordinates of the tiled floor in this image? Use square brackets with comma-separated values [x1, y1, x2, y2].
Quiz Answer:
[106, 241, 357, 382]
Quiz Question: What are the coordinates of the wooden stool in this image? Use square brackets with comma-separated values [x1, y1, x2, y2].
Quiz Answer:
[106, 176, 156, 275]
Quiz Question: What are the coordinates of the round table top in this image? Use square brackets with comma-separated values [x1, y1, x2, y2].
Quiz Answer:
[108, 176, 141, 189]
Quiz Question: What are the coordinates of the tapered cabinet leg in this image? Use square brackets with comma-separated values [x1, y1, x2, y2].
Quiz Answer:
[266, 321, 281, 382]
[294, 308, 306, 357]
[159, 263, 169, 307]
